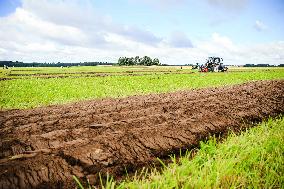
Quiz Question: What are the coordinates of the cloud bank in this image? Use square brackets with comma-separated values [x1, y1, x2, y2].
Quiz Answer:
[0, 0, 283, 65]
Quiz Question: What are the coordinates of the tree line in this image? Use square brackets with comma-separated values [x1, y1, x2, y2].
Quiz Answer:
[0, 61, 114, 67]
[243, 64, 280, 67]
[118, 56, 161, 66]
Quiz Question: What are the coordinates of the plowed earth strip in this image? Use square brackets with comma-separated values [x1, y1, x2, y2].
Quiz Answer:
[2, 71, 193, 80]
[0, 80, 283, 189]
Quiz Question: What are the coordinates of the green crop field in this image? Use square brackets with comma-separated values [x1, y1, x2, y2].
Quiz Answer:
[1, 66, 284, 109]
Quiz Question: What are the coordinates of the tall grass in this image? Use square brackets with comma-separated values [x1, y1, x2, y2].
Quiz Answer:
[74, 116, 283, 188]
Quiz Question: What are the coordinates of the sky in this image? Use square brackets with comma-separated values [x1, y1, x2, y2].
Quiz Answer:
[0, 0, 283, 65]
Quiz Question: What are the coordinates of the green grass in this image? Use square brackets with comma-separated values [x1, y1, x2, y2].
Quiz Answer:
[1, 67, 284, 109]
[79, 116, 283, 189]
[0, 66, 189, 78]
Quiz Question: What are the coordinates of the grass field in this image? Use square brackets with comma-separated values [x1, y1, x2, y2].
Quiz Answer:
[1, 66, 284, 109]
[75, 116, 284, 189]
[0, 66, 191, 78]
[1, 66, 283, 189]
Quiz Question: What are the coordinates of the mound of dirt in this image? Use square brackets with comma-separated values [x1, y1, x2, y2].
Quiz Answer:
[0, 80, 283, 188]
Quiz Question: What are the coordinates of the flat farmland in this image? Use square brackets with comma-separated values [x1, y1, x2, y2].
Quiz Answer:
[0, 66, 283, 189]
[1, 66, 283, 109]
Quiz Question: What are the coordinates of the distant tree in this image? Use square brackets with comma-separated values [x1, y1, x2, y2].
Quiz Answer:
[134, 56, 140, 65]
[129, 57, 135, 65]
[118, 57, 126, 66]
[138, 57, 143, 65]
[140, 56, 151, 66]
[116, 56, 161, 66]
[152, 58, 160, 65]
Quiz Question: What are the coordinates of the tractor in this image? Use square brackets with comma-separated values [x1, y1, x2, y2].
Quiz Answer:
[195, 57, 228, 72]
[191, 63, 199, 70]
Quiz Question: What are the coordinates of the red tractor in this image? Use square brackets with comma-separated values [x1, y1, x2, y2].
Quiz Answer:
[196, 57, 228, 72]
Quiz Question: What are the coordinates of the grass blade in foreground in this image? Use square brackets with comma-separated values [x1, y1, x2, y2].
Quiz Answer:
[93, 117, 284, 189]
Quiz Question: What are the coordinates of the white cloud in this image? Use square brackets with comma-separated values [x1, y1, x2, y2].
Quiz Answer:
[211, 33, 235, 49]
[133, 0, 249, 11]
[115, 25, 162, 46]
[21, 0, 96, 27]
[167, 31, 193, 48]
[254, 20, 267, 31]
[196, 33, 284, 65]
[129, 0, 186, 10]
[206, 0, 249, 11]
[0, 0, 283, 65]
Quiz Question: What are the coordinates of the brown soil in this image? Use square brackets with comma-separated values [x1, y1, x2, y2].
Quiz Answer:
[0, 80, 283, 189]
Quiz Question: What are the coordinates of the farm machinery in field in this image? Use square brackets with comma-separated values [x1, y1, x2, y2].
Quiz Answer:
[192, 57, 228, 72]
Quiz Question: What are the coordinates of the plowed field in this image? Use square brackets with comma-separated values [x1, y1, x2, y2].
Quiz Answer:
[0, 80, 283, 189]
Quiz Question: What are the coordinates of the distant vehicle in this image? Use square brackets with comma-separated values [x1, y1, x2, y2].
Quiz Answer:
[194, 57, 228, 72]
[191, 63, 199, 70]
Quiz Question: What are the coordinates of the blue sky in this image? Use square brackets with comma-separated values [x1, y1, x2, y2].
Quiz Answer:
[93, 0, 284, 43]
[0, 0, 283, 65]
[0, 0, 21, 16]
